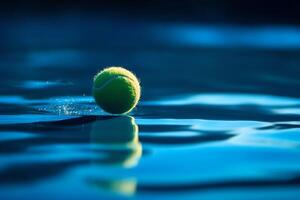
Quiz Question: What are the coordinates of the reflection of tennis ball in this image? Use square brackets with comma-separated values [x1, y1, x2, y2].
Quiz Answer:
[93, 66, 141, 114]
[89, 178, 137, 197]
[90, 116, 142, 168]
[91, 116, 138, 145]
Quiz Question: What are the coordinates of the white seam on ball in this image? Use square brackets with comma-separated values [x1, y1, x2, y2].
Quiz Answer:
[93, 75, 135, 91]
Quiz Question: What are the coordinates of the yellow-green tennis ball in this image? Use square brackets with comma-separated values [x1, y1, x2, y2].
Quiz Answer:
[93, 66, 141, 114]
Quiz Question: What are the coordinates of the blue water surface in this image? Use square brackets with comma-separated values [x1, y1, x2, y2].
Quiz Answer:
[0, 17, 300, 200]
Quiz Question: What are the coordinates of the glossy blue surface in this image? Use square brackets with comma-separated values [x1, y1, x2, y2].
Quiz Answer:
[0, 18, 300, 199]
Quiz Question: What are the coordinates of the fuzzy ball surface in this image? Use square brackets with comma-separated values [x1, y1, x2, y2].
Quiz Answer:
[93, 66, 141, 114]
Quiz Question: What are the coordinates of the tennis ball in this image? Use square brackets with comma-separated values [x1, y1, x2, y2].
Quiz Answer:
[93, 66, 141, 114]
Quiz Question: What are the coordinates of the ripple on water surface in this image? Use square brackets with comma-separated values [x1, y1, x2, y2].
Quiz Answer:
[0, 93, 300, 199]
